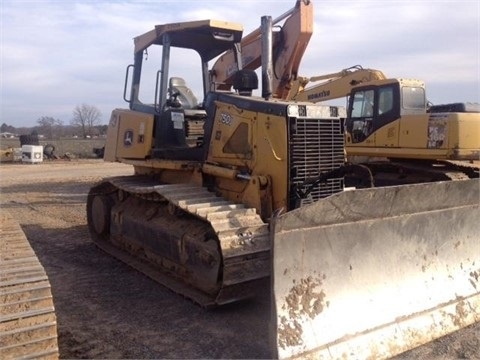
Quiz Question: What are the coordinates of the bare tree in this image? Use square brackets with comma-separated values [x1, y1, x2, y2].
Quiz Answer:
[37, 116, 63, 139]
[71, 104, 102, 138]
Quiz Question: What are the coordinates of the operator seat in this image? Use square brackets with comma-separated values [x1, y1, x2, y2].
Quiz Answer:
[168, 77, 198, 109]
[233, 69, 258, 96]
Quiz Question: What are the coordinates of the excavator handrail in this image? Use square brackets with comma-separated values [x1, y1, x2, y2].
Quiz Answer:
[307, 64, 365, 82]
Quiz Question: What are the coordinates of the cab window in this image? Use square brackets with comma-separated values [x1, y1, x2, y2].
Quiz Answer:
[402, 86, 425, 110]
[351, 90, 374, 118]
[378, 87, 393, 114]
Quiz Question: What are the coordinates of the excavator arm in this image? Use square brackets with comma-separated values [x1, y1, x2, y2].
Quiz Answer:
[210, 0, 313, 99]
[288, 65, 387, 102]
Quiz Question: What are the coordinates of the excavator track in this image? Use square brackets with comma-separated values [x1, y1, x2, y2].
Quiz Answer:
[443, 159, 480, 178]
[351, 159, 479, 187]
[87, 176, 270, 307]
[0, 209, 58, 359]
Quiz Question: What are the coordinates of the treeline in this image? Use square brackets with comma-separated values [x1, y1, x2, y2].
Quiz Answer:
[1, 123, 109, 140]
[1, 104, 108, 140]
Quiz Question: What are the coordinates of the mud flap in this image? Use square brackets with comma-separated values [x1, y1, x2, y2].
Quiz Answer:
[271, 179, 480, 359]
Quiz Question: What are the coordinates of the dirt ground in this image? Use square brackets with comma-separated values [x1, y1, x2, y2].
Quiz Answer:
[0, 159, 479, 359]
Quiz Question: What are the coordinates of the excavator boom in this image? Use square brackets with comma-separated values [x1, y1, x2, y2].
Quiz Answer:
[211, 0, 313, 99]
[289, 65, 387, 102]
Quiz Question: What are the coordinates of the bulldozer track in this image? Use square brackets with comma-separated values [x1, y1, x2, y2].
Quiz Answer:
[0, 209, 58, 359]
[87, 176, 270, 307]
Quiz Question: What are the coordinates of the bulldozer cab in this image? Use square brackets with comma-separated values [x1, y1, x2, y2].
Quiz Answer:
[128, 19, 243, 110]
[120, 20, 244, 160]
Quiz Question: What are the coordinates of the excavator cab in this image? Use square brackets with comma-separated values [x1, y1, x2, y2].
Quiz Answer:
[344, 77, 480, 165]
[345, 78, 423, 145]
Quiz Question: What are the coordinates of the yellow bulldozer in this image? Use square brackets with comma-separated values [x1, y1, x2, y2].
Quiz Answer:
[87, 1, 479, 358]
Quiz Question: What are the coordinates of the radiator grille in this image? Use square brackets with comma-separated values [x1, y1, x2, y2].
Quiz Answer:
[289, 117, 344, 209]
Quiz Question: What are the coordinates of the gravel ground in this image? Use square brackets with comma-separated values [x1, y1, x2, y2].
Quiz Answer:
[0, 159, 478, 359]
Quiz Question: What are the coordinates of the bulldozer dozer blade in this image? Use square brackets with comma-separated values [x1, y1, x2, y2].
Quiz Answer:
[271, 179, 480, 360]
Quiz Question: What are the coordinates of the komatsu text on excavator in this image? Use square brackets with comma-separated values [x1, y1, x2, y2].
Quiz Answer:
[87, 1, 479, 359]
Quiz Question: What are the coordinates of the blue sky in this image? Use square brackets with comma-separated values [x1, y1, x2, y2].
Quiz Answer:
[1, 0, 479, 127]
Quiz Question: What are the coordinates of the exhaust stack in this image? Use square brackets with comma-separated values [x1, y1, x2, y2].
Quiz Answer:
[261, 16, 273, 99]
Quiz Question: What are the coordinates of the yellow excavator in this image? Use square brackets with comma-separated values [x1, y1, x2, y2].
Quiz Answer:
[289, 65, 480, 184]
[87, 1, 480, 359]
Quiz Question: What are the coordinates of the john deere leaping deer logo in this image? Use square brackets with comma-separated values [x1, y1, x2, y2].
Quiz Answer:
[123, 130, 134, 147]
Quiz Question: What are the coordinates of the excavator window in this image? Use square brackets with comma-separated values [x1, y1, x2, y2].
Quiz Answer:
[349, 90, 374, 142]
[378, 87, 393, 115]
[402, 86, 426, 110]
[351, 90, 374, 118]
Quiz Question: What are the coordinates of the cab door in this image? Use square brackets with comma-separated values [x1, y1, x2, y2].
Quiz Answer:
[345, 83, 400, 150]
